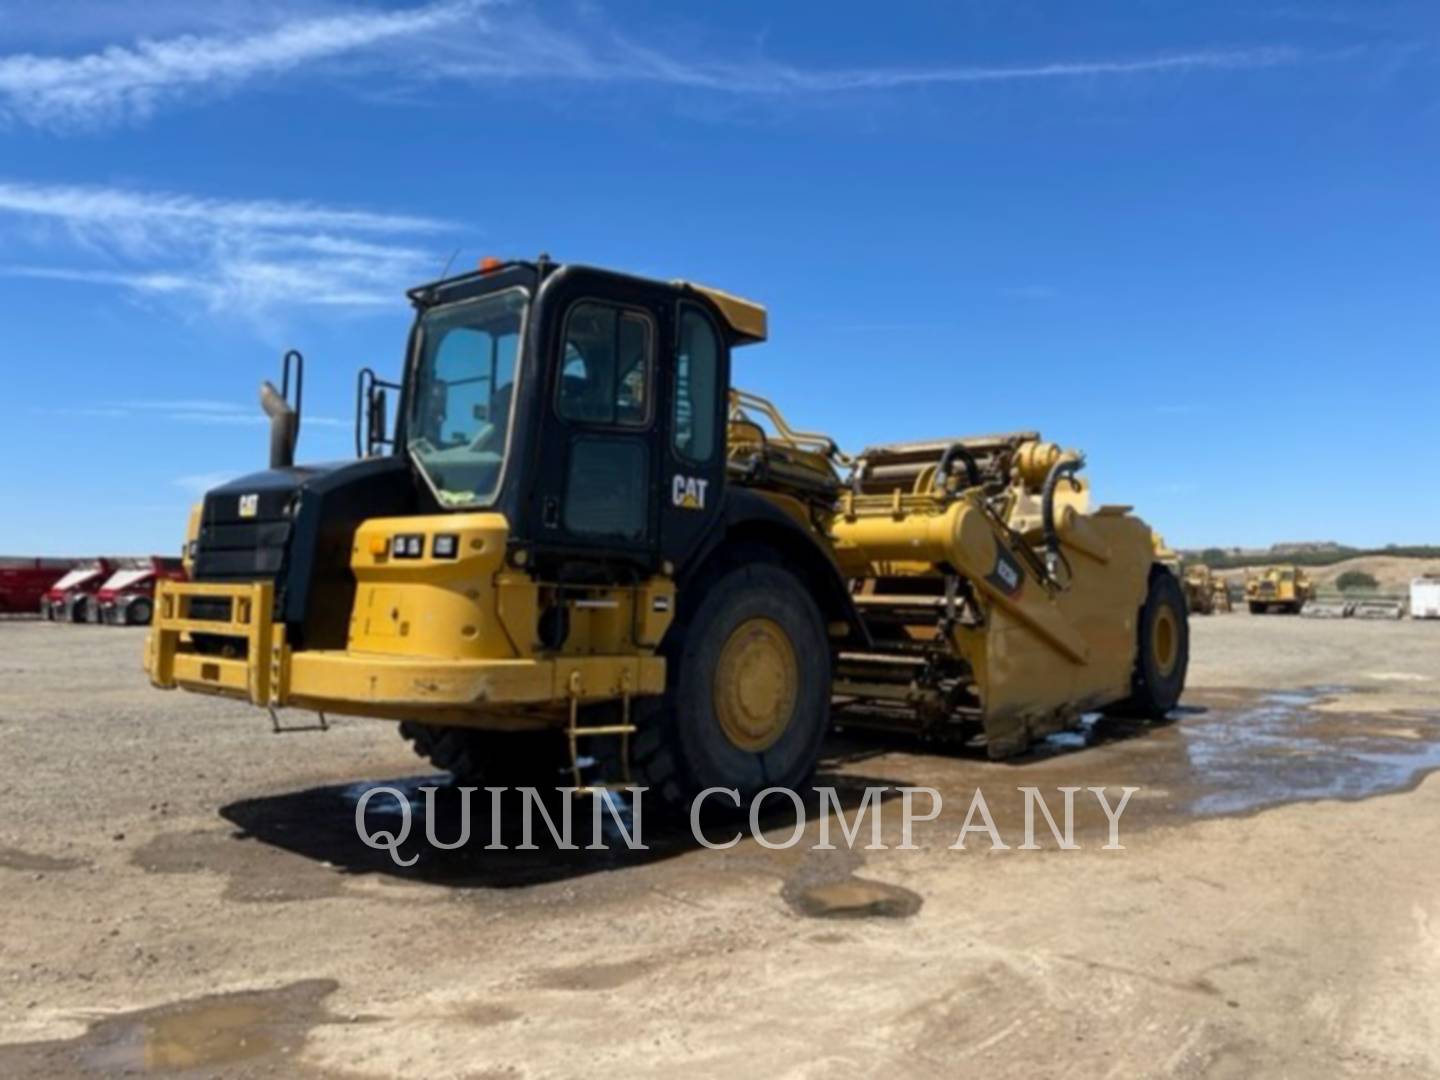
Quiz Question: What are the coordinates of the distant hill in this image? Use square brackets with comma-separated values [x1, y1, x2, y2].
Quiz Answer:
[1210, 555, 1440, 595]
[1180, 544, 1440, 570]
[1203, 552, 1440, 596]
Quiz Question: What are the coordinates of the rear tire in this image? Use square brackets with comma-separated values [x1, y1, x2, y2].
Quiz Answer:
[128, 598, 154, 626]
[1113, 568, 1189, 718]
[398, 723, 571, 787]
[70, 598, 91, 624]
[1248, 601, 1266, 615]
[632, 561, 831, 813]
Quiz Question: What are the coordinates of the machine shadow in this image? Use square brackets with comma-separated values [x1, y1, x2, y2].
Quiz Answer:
[218, 708, 1198, 890]
[219, 766, 909, 890]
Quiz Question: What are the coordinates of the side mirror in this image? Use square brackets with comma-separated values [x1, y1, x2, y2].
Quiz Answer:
[355, 367, 401, 458]
[368, 388, 388, 455]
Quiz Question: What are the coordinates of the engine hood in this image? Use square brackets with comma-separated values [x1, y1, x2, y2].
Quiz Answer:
[195, 455, 421, 649]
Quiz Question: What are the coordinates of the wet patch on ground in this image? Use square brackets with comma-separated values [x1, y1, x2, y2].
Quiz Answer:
[455, 1002, 523, 1027]
[784, 876, 924, 919]
[0, 979, 341, 1077]
[828, 686, 1440, 845]
[777, 843, 923, 918]
[1178, 687, 1440, 816]
[0, 846, 87, 873]
[531, 959, 655, 991]
[132, 829, 345, 903]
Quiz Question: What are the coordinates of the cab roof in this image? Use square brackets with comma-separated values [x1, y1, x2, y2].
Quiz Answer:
[409, 258, 768, 346]
[673, 281, 767, 346]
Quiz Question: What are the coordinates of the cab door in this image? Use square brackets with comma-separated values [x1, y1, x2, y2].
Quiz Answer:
[530, 274, 666, 572]
[657, 300, 729, 571]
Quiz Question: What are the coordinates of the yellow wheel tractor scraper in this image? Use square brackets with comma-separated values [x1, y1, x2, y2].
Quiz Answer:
[145, 257, 1188, 808]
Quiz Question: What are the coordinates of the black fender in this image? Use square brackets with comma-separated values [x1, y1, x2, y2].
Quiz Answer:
[678, 487, 869, 648]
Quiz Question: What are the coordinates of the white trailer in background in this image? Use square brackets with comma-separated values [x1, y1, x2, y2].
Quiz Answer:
[1412, 577, 1440, 620]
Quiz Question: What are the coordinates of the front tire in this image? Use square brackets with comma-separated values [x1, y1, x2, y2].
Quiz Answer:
[1115, 568, 1189, 718]
[128, 598, 154, 626]
[633, 561, 831, 813]
[398, 723, 571, 787]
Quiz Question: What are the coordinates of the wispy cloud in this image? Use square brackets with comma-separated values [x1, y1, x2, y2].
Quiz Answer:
[440, 30, 1300, 95]
[37, 398, 349, 428]
[0, 179, 449, 315]
[0, 180, 445, 235]
[0, 1, 1303, 130]
[0, 0, 485, 129]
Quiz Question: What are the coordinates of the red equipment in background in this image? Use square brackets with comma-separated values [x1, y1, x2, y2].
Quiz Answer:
[92, 557, 187, 626]
[42, 558, 117, 623]
[0, 557, 81, 615]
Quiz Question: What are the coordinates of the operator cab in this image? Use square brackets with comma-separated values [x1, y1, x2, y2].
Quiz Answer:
[392, 257, 765, 581]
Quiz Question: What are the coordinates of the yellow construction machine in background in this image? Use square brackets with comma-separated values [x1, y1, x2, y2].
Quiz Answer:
[1183, 564, 1233, 615]
[1244, 565, 1313, 614]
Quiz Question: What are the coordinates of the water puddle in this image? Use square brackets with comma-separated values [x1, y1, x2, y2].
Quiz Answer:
[1041, 712, 1105, 751]
[1180, 687, 1440, 816]
[784, 875, 924, 919]
[0, 979, 339, 1076]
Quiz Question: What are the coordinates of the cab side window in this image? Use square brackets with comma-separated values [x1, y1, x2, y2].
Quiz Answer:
[557, 302, 652, 427]
[674, 307, 720, 462]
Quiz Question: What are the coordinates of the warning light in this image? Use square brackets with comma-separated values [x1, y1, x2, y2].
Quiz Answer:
[479, 256, 502, 272]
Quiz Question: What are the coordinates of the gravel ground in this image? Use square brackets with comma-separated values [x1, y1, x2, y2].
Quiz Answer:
[1, 613, 1438, 1077]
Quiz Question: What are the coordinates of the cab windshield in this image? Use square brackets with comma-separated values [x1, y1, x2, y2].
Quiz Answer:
[407, 288, 527, 506]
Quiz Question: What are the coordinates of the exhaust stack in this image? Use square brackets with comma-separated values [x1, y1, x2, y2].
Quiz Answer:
[261, 349, 304, 470]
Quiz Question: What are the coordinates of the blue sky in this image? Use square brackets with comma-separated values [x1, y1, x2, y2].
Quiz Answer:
[0, 0, 1436, 555]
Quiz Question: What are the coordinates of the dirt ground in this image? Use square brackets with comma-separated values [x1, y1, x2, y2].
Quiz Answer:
[2, 613, 1439, 1078]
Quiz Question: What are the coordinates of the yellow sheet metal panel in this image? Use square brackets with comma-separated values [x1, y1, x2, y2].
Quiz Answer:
[285, 651, 666, 709]
[348, 513, 511, 660]
[171, 652, 252, 695]
[676, 281, 767, 344]
[632, 578, 676, 647]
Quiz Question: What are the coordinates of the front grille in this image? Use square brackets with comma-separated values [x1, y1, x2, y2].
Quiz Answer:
[194, 519, 292, 582]
[194, 483, 296, 588]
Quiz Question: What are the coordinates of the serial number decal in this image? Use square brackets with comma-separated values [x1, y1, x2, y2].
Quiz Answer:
[986, 545, 1025, 596]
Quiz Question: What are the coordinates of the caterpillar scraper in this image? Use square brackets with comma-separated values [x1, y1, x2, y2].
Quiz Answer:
[145, 257, 1188, 807]
[1244, 565, 1313, 614]
[1182, 564, 1231, 615]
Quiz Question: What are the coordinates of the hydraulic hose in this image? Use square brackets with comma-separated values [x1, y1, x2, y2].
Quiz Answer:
[1042, 455, 1086, 579]
[934, 443, 981, 496]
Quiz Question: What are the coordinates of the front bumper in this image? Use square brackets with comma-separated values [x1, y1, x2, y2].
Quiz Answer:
[145, 580, 665, 723]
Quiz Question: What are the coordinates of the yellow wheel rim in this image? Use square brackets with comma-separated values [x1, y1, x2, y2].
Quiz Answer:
[714, 616, 799, 752]
[1153, 604, 1179, 678]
